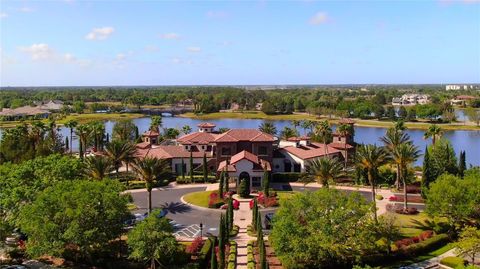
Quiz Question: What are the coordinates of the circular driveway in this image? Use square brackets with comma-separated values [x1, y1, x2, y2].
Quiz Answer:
[130, 186, 222, 237]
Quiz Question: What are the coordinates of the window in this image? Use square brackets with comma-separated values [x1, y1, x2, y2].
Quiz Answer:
[221, 147, 231, 156]
[258, 146, 268, 156]
[252, 177, 261, 187]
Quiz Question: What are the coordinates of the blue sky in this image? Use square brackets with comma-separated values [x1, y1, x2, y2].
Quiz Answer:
[0, 0, 479, 86]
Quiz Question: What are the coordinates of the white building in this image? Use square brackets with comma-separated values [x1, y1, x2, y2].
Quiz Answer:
[391, 94, 431, 105]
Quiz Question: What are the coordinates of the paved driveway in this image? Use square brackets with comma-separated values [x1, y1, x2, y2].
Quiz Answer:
[130, 186, 221, 237]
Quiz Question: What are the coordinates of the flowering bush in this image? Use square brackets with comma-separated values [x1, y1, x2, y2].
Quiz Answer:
[249, 199, 254, 209]
[256, 192, 279, 208]
[208, 192, 224, 208]
[223, 191, 235, 200]
[388, 196, 398, 201]
[233, 199, 240, 210]
[419, 230, 434, 241]
[186, 237, 205, 254]
[394, 230, 435, 250]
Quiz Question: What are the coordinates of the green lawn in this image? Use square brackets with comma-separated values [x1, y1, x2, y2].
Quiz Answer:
[276, 191, 299, 203]
[393, 212, 432, 237]
[183, 190, 216, 208]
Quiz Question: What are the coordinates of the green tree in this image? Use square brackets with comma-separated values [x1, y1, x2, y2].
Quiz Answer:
[75, 124, 91, 159]
[422, 145, 434, 193]
[127, 209, 180, 269]
[64, 119, 78, 153]
[112, 119, 137, 142]
[424, 124, 443, 146]
[182, 125, 192, 135]
[239, 179, 249, 198]
[203, 152, 208, 182]
[219, 168, 225, 198]
[258, 122, 277, 135]
[313, 120, 332, 155]
[105, 140, 135, 177]
[83, 155, 113, 180]
[210, 238, 218, 269]
[18, 180, 130, 259]
[381, 126, 411, 189]
[455, 226, 480, 265]
[305, 157, 344, 188]
[428, 139, 459, 179]
[459, 150, 466, 178]
[252, 199, 258, 228]
[189, 150, 194, 182]
[465, 107, 480, 126]
[337, 123, 355, 167]
[269, 189, 383, 268]
[132, 157, 171, 212]
[279, 126, 298, 140]
[355, 144, 390, 221]
[89, 121, 105, 150]
[180, 158, 185, 179]
[406, 107, 417, 121]
[218, 214, 226, 269]
[164, 128, 180, 139]
[426, 173, 480, 230]
[386, 106, 396, 121]
[392, 143, 420, 210]
[262, 168, 270, 196]
[398, 106, 407, 120]
[227, 198, 234, 234]
[150, 115, 162, 132]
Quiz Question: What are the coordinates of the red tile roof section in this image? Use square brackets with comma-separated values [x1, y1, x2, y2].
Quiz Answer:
[143, 130, 159, 137]
[177, 132, 219, 144]
[136, 145, 213, 159]
[218, 150, 271, 172]
[197, 122, 216, 128]
[214, 129, 274, 143]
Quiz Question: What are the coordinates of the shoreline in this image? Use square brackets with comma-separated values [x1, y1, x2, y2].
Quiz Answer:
[178, 112, 480, 131]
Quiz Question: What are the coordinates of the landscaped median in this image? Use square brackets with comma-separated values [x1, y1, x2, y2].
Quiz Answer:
[182, 190, 217, 208]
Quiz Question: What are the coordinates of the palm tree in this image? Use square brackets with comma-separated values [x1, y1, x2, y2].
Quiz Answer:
[29, 121, 46, 153]
[301, 120, 315, 135]
[132, 157, 171, 212]
[150, 116, 162, 132]
[182, 125, 192, 135]
[258, 122, 277, 135]
[337, 123, 354, 168]
[112, 119, 136, 142]
[380, 127, 411, 189]
[280, 126, 298, 140]
[305, 157, 344, 188]
[105, 140, 130, 177]
[355, 144, 390, 221]
[423, 124, 443, 146]
[313, 120, 332, 156]
[392, 143, 420, 211]
[83, 155, 113, 180]
[75, 124, 92, 159]
[89, 121, 105, 151]
[291, 120, 300, 130]
[64, 119, 78, 153]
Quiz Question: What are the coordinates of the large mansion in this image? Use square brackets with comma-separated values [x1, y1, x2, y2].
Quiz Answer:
[136, 120, 355, 189]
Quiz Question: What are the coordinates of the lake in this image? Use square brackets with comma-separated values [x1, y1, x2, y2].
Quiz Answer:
[2, 116, 480, 166]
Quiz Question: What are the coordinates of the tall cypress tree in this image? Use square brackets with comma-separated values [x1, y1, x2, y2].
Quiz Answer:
[422, 145, 434, 195]
[65, 136, 69, 151]
[252, 199, 258, 228]
[224, 168, 229, 192]
[189, 150, 194, 182]
[181, 158, 185, 179]
[219, 169, 224, 198]
[218, 214, 225, 269]
[227, 198, 234, 234]
[203, 152, 208, 183]
[459, 150, 466, 178]
[262, 168, 270, 197]
[210, 238, 218, 269]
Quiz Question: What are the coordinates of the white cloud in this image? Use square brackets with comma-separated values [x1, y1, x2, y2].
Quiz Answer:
[0, 12, 8, 19]
[85, 27, 115, 40]
[206, 11, 228, 19]
[116, 53, 126, 60]
[19, 43, 55, 60]
[171, 57, 181, 64]
[18, 7, 34, 13]
[309, 12, 329, 25]
[63, 53, 76, 62]
[187, 47, 201, 52]
[160, 33, 181, 40]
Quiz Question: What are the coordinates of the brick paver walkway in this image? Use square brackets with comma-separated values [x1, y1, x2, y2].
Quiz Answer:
[233, 197, 254, 269]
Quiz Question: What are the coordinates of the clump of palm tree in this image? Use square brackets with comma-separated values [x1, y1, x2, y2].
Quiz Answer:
[64, 119, 78, 153]
[305, 157, 344, 188]
[336, 123, 354, 167]
[380, 124, 411, 189]
[83, 155, 113, 180]
[132, 157, 171, 212]
[150, 116, 162, 132]
[75, 124, 92, 159]
[259, 122, 277, 135]
[313, 120, 332, 156]
[392, 143, 420, 211]
[105, 140, 136, 177]
[280, 126, 298, 140]
[355, 144, 390, 221]
[423, 124, 443, 146]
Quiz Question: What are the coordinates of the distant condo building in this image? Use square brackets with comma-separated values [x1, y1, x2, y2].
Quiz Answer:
[445, 84, 477, 91]
[135, 121, 356, 190]
[391, 94, 431, 106]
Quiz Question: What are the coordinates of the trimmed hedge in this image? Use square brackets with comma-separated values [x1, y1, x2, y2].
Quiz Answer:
[440, 256, 466, 268]
[230, 225, 240, 237]
[127, 179, 169, 189]
[272, 172, 302, 182]
[247, 240, 256, 269]
[197, 237, 213, 268]
[227, 240, 237, 269]
[402, 233, 449, 256]
[176, 175, 216, 184]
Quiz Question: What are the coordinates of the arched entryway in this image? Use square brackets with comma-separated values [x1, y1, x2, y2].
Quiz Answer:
[238, 171, 251, 196]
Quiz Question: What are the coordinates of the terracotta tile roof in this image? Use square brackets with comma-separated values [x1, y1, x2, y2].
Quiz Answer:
[218, 150, 271, 172]
[339, 118, 355, 124]
[328, 142, 354, 149]
[143, 130, 160, 137]
[281, 142, 341, 160]
[177, 132, 219, 144]
[197, 122, 216, 128]
[287, 136, 310, 142]
[456, 95, 476, 100]
[136, 142, 151, 149]
[137, 145, 213, 159]
[214, 129, 274, 143]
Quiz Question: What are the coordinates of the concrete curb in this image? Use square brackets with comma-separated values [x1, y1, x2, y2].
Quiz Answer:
[180, 195, 226, 212]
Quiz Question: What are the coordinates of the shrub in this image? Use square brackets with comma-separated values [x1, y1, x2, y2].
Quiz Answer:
[272, 172, 302, 182]
[239, 179, 249, 197]
[233, 199, 240, 210]
[419, 230, 434, 241]
[375, 194, 384, 200]
[403, 234, 450, 256]
[197, 237, 213, 268]
[229, 225, 240, 237]
[185, 237, 204, 254]
[208, 192, 225, 208]
[440, 256, 466, 268]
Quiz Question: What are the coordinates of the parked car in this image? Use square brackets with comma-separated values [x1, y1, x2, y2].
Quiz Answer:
[264, 212, 275, 230]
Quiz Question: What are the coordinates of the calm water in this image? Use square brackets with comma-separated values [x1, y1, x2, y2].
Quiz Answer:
[1, 116, 479, 166]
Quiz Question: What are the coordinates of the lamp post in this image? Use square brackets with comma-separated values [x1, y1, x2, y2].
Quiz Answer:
[200, 222, 203, 238]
